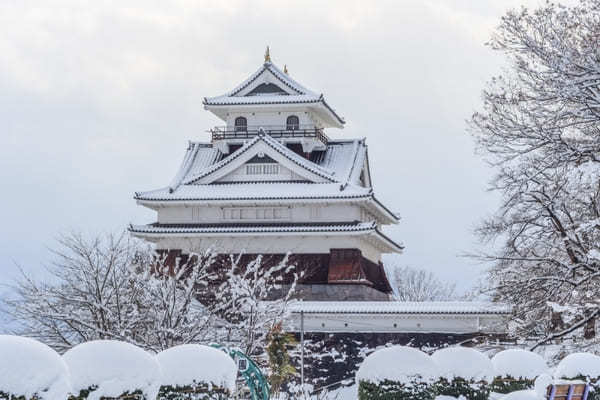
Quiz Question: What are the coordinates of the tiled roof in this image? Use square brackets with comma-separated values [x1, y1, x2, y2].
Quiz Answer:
[288, 301, 512, 315]
[129, 221, 378, 235]
[129, 221, 403, 252]
[140, 137, 374, 199]
[225, 61, 316, 98]
[182, 133, 336, 185]
[203, 61, 344, 125]
[136, 182, 371, 202]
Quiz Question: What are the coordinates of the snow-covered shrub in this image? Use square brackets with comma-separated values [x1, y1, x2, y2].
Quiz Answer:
[356, 346, 439, 400]
[63, 340, 162, 400]
[554, 353, 600, 400]
[490, 349, 549, 394]
[0, 335, 71, 400]
[156, 344, 237, 399]
[431, 347, 493, 400]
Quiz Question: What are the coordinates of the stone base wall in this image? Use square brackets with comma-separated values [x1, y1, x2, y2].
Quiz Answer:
[289, 331, 504, 393]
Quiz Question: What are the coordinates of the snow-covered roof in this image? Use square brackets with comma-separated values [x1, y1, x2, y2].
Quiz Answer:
[288, 301, 512, 315]
[203, 61, 344, 127]
[0, 335, 71, 400]
[129, 221, 403, 252]
[137, 182, 371, 202]
[134, 136, 398, 223]
[183, 133, 336, 185]
[156, 345, 237, 391]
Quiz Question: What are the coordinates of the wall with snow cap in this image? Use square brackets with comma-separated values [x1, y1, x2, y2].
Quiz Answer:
[63, 340, 162, 400]
[0, 335, 71, 400]
[156, 344, 237, 392]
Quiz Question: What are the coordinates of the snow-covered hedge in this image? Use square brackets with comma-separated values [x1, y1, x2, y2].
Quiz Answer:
[356, 346, 439, 400]
[0, 335, 71, 400]
[554, 353, 600, 400]
[490, 349, 549, 394]
[63, 340, 162, 400]
[432, 346, 494, 400]
[156, 344, 237, 399]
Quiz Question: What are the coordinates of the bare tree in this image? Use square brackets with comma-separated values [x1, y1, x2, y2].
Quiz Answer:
[391, 266, 458, 301]
[2, 232, 297, 354]
[469, 0, 600, 347]
[214, 254, 299, 356]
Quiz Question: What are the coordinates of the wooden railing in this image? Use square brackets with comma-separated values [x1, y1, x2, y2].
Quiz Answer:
[209, 125, 329, 143]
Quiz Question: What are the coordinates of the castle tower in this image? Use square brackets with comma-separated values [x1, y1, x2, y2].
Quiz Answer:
[130, 50, 402, 301]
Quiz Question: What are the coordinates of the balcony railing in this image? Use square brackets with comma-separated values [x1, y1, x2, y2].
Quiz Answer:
[209, 124, 329, 143]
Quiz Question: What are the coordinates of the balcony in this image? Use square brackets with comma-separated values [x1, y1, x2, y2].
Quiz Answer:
[209, 124, 329, 144]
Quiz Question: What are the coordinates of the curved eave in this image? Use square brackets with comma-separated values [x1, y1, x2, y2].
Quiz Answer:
[371, 228, 404, 253]
[133, 192, 373, 205]
[129, 222, 401, 254]
[129, 223, 376, 237]
[366, 196, 400, 224]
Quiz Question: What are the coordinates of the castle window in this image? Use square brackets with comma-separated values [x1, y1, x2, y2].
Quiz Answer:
[234, 117, 247, 132]
[286, 115, 299, 131]
[223, 206, 290, 221]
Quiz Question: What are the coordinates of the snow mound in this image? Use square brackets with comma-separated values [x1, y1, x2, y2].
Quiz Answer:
[356, 346, 439, 384]
[555, 353, 600, 379]
[499, 390, 544, 400]
[533, 374, 553, 396]
[0, 335, 71, 399]
[63, 340, 162, 400]
[492, 349, 549, 379]
[432, 347, 494, 381]
[156, 344, 237, 391]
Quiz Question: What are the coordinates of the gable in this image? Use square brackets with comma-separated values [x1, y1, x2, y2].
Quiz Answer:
[187, 137, 336, 185]
[246, 83, 288, 96]
[234, 68, 304, 97]
[215, 159, 306, 183]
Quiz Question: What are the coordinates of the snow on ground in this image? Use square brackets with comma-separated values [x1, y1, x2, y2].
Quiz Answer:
[356, 346, 439, 384]
[432, 346, 494, 381]
[499, 390, 544, 400]
[0, 335, 71, 400]
[63, 340, 162, 400]
[492, 349, 549, 379]
[156, 344, 237, 391]
[554, 352, 600, 378]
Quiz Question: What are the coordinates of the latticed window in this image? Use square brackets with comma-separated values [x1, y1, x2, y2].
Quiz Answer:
[234, 116, 247, 132]
[286, 115, 299, 130]
[246, 164, 279, 175]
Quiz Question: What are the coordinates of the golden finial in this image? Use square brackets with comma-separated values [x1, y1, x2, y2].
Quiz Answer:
[264, 46, 271, 63]
[284, 64, 289, 74]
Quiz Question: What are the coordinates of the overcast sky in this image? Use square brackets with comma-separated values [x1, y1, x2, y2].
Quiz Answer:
[0, 0, 550, 295]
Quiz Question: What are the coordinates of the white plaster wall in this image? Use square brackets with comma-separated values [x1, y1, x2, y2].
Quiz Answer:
[224, 110, 315, 129]
[157, 203, 364, 224]
[287, 313, 508, 334]
[155, 234, 383, 262]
